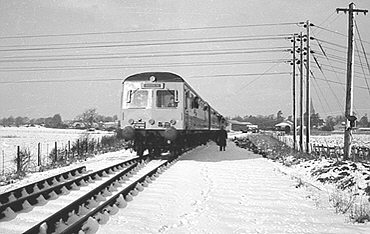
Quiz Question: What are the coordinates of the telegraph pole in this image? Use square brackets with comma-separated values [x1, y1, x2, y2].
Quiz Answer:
[304, 20, 311, 154]
[291, 34, 297, 150]
[299, 32, 304, 152]
[337, 3, 367, 160]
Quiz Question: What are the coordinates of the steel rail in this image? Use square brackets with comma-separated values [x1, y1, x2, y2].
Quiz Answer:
[0, 156, 145, 220]
[61, 158, 177, 234]
[23, 160, 144, 234]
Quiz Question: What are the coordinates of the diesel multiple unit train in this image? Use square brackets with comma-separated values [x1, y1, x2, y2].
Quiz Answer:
[119, 72, 226, 157]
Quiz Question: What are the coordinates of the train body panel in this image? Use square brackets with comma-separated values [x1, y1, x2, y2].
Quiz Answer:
[119, 72, 226, 156]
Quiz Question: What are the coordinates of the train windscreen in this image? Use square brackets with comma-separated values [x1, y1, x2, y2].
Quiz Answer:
[127, 89, 148, 108]
[156, 90, 178, 108]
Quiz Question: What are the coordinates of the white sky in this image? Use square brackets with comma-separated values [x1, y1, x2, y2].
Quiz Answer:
[0, 0, 369, 120]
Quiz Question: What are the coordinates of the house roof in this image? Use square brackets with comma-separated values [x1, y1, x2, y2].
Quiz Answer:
[229, 120, 252, 125]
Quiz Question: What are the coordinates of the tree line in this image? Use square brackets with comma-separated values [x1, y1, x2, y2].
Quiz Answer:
[0, 108, 118, 129]
[231, 110, 370, 131]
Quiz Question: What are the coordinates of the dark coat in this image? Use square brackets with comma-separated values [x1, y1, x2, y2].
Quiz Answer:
[217, 129, 228, 146]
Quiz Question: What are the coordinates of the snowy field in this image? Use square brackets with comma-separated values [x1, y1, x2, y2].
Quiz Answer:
[279, 133, 370, 149]
[1, 132, 369, 233]
[0, 126, 114, 174]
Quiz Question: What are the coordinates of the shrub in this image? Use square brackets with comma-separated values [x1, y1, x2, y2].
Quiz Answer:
[13, 148, 33, 175]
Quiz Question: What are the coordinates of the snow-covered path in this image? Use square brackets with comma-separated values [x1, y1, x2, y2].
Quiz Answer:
[96, 141, 370, 234]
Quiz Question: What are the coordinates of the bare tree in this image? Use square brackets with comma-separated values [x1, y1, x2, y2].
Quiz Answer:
[76, 108, 99, 128]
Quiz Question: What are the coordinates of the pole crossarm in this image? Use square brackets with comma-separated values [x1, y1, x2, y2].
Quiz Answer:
[336, 8, 368, 14]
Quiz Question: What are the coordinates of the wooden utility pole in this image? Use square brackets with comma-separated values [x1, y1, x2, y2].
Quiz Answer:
[337, 3, 367, 160]
[305, 20, 311, 154]
[291, 34, 297, 150]
[299, 32, 304, 152]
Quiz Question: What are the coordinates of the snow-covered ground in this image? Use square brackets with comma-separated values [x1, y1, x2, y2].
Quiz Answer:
[1, 132, 370, 233]
[0, 126, 114, 174]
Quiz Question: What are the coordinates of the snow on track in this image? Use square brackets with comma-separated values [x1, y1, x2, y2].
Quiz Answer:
[96, 141, 370, 234]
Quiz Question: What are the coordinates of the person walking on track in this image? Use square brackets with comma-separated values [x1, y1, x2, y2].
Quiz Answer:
[217, 126, 228, 151]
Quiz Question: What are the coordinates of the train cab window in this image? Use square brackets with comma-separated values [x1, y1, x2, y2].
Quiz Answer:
[157, 90, 178, 108]
[127, 89, 148, 108]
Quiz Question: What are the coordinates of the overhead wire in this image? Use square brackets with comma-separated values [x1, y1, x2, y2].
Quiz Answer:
[0, 59, 289, 72]
[311, 72, 333, 114]
[0, 22, 299, 40]
[0, 35, 291, 52]
[354, 19, 370, 97]
[0, 48, 288, 63]
[0, 46, 290, 59]
[0, 72, 292, 84]
[0, 48, 290, 63]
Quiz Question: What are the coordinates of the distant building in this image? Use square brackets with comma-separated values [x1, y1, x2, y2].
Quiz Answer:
[227, 120, 258, 132]
[72, 122, 86, 129]
[101, 121, 118, 130]
[275, 120, 293, 133]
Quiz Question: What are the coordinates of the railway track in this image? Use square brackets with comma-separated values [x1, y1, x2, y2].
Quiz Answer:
[0, 154, 179, 234]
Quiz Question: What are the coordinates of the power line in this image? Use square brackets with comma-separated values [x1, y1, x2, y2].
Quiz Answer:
[0, 34, 292, 49]
[0, 46, 289, 60]
[355, 20, 370, 97]
[0, 59, 289, 72]
[0, 72, 292, 84]
[0, 48, 288, 63]
[313, 76, 369, 90]
[315, 38, 348, 50]
[0, 23, 299, 40]
[0, 35, 290, 52]
[314, 25, 370, 45]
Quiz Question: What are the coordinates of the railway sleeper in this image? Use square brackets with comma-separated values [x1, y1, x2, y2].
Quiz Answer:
[0, 157, 143, 221]
[25, 157, 177, 234]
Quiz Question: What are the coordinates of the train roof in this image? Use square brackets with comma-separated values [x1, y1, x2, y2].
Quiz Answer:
[123, 72, 225, 119]
[124, 72, 185, 83]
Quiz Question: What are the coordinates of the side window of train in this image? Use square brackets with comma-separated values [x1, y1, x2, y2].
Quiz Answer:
[193, 97, 199, 109]
[188, 94, 194, 109]
[157, 90, 178, 108]
[185, 91, 189, 109]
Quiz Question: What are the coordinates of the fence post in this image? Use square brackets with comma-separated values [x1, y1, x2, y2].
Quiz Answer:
[38, 143, 41, 166]
[55, 141, 58, 162]
[2, 150, 4, 175]
[77, 139, 80, 157]
[86, 138, 88, 154]
[17, 146, 21, 174]
[68, 140, 71, 159]
[92, 139, 94, 153]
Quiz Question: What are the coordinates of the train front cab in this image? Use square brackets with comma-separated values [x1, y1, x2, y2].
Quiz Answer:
[120, 74, 185, 156]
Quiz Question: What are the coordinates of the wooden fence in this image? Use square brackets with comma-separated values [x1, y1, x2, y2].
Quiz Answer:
[270, 131, 370, 162]
[1, 136, 120, 176]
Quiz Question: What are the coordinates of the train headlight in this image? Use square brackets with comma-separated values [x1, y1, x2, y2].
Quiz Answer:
[148, 119, 155, 125]
[128, 119, 134, 124]
[170, 119, 176, 125]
